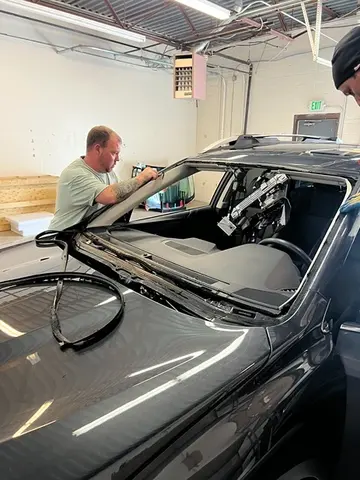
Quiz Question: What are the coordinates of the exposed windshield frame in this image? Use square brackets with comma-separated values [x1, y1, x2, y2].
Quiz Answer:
[82, 163, 353, 315]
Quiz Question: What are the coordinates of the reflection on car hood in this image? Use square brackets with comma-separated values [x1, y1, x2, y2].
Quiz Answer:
[0, 249, 270, 480]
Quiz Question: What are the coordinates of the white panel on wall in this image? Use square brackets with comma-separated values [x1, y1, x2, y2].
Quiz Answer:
[0, 15, 197, 178]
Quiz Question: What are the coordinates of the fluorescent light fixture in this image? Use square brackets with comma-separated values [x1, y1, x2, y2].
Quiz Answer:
[0, 0, 146, 43]
[174, 0, 231, 20]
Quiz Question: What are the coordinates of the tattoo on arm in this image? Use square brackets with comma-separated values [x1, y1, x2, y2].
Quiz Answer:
[111, 178, 140, 202]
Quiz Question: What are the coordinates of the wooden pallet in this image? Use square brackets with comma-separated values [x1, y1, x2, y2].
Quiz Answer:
[0, 175, 58, 232]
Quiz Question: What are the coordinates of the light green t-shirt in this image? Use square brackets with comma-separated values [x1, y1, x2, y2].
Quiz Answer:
[50, 157, 118, 231]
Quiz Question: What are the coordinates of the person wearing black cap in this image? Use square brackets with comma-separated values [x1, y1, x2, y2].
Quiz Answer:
[332, 26, 360, 103]
[332, 27, 360, 213]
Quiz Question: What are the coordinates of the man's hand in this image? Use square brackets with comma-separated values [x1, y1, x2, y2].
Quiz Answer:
[136, 167, 158, 186]
[340, 193, 360, 214]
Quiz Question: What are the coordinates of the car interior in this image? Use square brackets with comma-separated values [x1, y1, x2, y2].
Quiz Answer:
[101, 166, 347, 304]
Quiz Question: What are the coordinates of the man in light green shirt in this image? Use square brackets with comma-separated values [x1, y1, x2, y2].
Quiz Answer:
[50, 125, 158, 230]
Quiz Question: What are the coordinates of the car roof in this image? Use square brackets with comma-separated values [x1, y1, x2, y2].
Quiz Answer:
[86, 135, 360, 229]
[188, 135, 360, 179]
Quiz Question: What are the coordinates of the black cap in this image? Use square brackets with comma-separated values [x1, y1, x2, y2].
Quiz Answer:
[332, 27, 360, 89]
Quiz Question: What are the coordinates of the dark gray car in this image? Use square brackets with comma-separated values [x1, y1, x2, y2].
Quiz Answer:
[1, 135, 360, 480]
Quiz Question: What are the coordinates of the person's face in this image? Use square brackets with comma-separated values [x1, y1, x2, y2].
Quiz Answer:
[339, 71, 360, 106]
[96, 134, 121, 173]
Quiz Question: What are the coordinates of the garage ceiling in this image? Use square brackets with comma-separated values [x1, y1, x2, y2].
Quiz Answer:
[25, 0, 359, 51]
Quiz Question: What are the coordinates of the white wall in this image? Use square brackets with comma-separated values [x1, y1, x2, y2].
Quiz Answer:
[0, 15, 197, 178]
[246, 45, 358, 143]
[194, 72, 248, 201]
[196, 72, 247, 152]
[197, 24, 360, 146]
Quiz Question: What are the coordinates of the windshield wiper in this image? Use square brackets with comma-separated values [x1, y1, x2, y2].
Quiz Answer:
[76, 234, 265, 325]
[80, 232, 279, 317]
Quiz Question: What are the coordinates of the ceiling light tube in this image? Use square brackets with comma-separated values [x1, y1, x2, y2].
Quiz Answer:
[0, 0, 146, 42]
[174, 0, 231, 20]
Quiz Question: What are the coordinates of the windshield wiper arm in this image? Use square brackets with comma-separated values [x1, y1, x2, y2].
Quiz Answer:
[83, 232, 278, 316]
[76, 234, 259, 324]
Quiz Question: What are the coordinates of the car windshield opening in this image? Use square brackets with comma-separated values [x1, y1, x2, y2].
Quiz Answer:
[80, 163, 350, 316]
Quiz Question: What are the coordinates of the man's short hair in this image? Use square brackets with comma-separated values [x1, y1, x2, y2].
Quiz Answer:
[86, 126, 122, 151]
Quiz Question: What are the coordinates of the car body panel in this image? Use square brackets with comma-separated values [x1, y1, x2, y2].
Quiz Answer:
[0, 241, 86, 282]
[0, 256, 270, 480]
[2, 140, 360, 479]
[92, 304, 333, 480]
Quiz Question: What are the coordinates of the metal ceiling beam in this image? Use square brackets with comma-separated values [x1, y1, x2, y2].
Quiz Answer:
[184, 20, 253, 43]
[321, 4, 339, 18]
[277, 12, 289, 31]
[240, 17, 293, 42]
[272, 0, 289, 31]
[31, 0, 114, 22]
[1, 8, 177, 55]
[130, 3, 169, 24]
[23, 0, 343, 51]
[177, 4, 198, 34]
[185, 26, 259, 46]
[31, 0, 181, 47]
[123, 42, 163, 55]
[102, 0, 125, 28]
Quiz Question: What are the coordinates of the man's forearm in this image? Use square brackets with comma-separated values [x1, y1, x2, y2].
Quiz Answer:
[111, 177, 140, 202]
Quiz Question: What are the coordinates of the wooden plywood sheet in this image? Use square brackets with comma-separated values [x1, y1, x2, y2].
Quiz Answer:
[0, 175, 58, 186]
[0, 175, 58, 231]
[0, 186, 56, 204]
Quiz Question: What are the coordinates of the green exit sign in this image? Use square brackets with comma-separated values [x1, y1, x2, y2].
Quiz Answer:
[309, 100, 325, 112]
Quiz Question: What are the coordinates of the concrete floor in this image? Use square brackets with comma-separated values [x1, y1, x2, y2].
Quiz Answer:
[0, 231, 35, 250]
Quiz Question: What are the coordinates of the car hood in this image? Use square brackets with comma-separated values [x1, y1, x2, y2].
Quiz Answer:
[0, 251, 270, 480]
